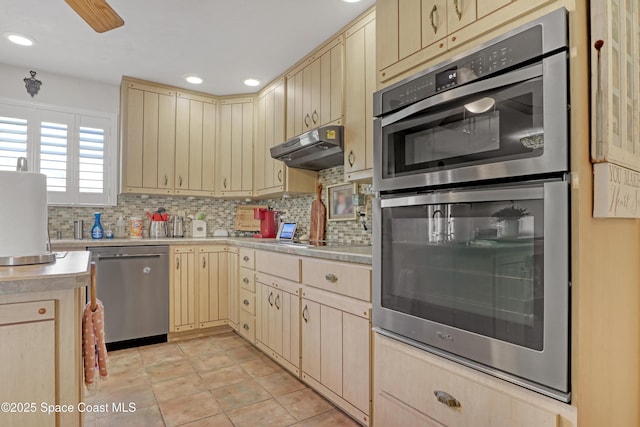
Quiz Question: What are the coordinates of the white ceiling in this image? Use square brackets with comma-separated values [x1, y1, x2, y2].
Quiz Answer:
[0, 0, 375, 95]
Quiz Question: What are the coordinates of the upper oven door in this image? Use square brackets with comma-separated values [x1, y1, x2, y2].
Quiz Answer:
[374, 52, 568, 192]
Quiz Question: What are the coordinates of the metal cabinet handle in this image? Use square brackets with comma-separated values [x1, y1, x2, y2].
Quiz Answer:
[223, 177, 228, 189]
[304, 113, 311, 128]
[325, 273, 338, 283]
[202, 256, 206, 268]
[274, 294, 280, 310]
[243, 299, 250, 306]
[311, 110, 318, 124]
[430, 5, 439, 34]
[164, 174, 168, 186]
[453, 0, 462, 20]
[434, 390, 461, 408]
[176, 257, 180, 269]
[38, 308, 47, 315]
[243, 323, 250, 330]
[243, 255, 250, 262]
[268, 291, 274, 306]
[178, 176, 183, 187]
[243, 277, 250, 284]
[277, 169, 282, 182]
[302, 305, 309, 322]
[347, 150, 355, 168]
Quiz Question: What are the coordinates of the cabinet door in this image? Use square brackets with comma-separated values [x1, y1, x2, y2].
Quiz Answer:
[399, 0, 423, 60]
[281, 290, 300, 368]
[197, 249, 230, 328]
[228, 251, 239, 329]
[0, 303, 55, 427]
[254, 92, 267, 193]
[301, 299, 321, 381]
[217, 98, 254, 197]
[269, 288, 284, 355]
[294, 71, 304, 137]
[342, 312, 371, 414]
[422, 0, 448, 48]
[447, 0, 476, 34]
[345, 11, 376, 181]
[272, 81, 286, 188]
[376, 0, 400, 72]
[175, 93, 216, 196]
[122, 80, 175, 194]
[254, 80, 286, 194]
[170, 249, 196, 332]
[302, 63, 315, 132]
[257, 282, 271, 346]
[320, 304, 343, 396]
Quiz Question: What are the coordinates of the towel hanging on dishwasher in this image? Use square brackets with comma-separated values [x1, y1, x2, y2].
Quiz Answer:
[82, 300, 109, 384]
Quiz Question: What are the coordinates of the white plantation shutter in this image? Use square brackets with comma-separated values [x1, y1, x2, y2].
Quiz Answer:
[0, 116, 28, 171]
[79, 126, 105, 193]
[0, 100, 116, 206]
[40, 120, 69, 192]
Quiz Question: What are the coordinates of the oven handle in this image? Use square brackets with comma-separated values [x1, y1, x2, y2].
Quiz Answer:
[381, 62, 543, 126]
[380, 184, 550, 208]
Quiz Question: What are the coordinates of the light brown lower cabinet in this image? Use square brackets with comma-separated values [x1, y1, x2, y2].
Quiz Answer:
[170, 246, 234, 334]
[0, 289, 83, 427]
[301, 286, 371, 426]
[255, 273, 301, 376]
[374, 333, 577, 427]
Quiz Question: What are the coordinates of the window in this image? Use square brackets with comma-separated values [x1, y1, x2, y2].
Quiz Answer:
[0, 101, 116, 206]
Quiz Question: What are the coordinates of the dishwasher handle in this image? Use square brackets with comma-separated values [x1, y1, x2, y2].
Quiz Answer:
[95, 253, 162, 260]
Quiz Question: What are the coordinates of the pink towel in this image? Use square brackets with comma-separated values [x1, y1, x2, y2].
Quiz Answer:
[82, 300, 109, 384]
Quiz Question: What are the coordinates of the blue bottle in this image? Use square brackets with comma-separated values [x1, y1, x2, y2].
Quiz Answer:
[91, 212, 104, 239]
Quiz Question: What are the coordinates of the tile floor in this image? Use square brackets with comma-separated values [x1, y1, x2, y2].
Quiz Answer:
[83, 332, 360, 427]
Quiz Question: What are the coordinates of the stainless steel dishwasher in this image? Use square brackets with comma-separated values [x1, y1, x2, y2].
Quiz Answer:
[89, 245, 169, 349]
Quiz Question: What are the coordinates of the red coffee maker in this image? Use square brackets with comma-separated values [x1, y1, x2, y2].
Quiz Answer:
[253, 208, 279, 238]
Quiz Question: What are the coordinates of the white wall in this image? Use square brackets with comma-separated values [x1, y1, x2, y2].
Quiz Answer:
[0, 63, 119, 114]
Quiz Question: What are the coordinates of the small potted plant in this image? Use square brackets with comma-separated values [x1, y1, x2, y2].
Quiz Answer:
[492, 205, 529, 238]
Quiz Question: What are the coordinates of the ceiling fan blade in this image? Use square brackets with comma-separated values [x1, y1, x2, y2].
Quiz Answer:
[64, 0, 124, 33]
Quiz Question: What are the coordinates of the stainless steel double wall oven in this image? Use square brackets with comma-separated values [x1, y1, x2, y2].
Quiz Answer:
[372, 9, 571, 401]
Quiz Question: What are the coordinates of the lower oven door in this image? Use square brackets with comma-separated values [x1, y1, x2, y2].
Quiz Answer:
[373, 178, 569, 401]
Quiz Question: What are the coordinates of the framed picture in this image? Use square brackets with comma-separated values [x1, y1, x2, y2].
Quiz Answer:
[327, 183, 357, 221]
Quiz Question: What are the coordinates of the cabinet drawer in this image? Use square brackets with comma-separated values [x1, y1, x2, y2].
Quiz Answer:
[239, 310, 255, 342]
[0, 300, 55, 325]
[301, 258, 371, 301]
[240, 267, 255, 292]
[240, 288, 256, 315]
[239, 248, 255, 269]
[375, 334, 560, 427]
[255, 251, 301, 282]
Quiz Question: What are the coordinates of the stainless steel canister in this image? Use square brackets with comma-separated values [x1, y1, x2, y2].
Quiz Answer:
[73, 220, 84, 240]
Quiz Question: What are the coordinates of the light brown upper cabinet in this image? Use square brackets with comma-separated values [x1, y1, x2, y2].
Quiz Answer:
[254, 79, 318, 197]
[175, 92, 217, 196]
[286, 36, 344, 140]
[217, 97, 254, 197]
[344, 8, 376, 182]
[377, 0, 555, 85]
[120, 78, 176, 194]
[591, 0, 640, 171]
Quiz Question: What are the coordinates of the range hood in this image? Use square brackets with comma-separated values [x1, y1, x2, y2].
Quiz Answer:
[270, 125, 343, 171]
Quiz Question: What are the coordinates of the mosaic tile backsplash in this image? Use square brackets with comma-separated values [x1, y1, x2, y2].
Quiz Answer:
[49, 166, 373, 244]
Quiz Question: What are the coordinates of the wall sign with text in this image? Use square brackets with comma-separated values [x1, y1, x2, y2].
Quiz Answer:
[594, 162, 640, 218]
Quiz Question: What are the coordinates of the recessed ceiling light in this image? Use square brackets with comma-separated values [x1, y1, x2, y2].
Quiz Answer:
[244, 78, 260, 87]
[6, 33, 35, 46]
[185, 75, 203, 84]
[342, 0, 361, 3]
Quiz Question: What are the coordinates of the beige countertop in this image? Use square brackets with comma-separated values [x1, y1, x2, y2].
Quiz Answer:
[52, 237, 372, 265]
[0, 251, 91, 295]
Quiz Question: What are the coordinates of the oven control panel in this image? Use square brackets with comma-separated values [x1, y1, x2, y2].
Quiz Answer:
[378, 24, 547, 115]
